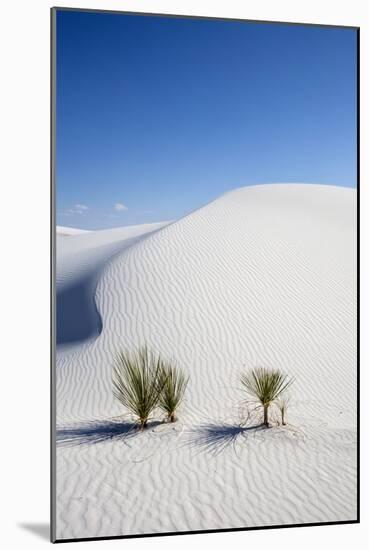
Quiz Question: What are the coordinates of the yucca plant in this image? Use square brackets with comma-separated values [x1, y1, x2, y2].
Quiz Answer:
[112, 346, 165, 430]
[275, 395, 291, 426]
[158, 362, 189, 422]
[240, 367, 293, 428]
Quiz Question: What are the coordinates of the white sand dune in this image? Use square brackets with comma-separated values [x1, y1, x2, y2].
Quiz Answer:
[56, 222, 169, 347]
[57, 225, 91, 236]
[55, 184, 357, 540]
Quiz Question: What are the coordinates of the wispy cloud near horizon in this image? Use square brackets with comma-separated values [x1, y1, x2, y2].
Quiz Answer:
[114, 202, 128, 212]
[63, 204, 89, 216]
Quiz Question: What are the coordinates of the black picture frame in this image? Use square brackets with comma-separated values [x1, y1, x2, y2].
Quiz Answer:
[51, 7, 360, 543]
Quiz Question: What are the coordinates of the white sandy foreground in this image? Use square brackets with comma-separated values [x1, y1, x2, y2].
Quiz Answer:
[55, 184, 357, 540]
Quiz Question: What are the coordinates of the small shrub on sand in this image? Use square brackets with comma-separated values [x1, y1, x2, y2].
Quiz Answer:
[112, 346, 164, 430]
[240, 367, 293, 428]
[158, 362, 189, 422]
[275, 395, 291, 426]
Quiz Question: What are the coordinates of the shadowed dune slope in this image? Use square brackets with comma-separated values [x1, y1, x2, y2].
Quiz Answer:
[56, 222, 169, 346]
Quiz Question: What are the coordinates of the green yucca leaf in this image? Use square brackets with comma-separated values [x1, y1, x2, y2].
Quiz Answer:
[240, 367, 293, 427]
[158, 362, 189, 422]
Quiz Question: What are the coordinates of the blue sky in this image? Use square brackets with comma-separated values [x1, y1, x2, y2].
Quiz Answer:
[56, 10, 357, 230]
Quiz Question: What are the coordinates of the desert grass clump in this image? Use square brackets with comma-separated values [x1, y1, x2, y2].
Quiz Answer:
[240, 367, 293, 428]
[112, 346, 164, 430]
[158, 362, 189, 422]
[275, 395, 291, 426]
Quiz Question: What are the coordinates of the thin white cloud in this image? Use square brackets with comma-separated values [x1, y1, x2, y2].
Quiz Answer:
[114, 202, 128, 212]
[74, 204, 89, 211]
[64, 204, 89, 216]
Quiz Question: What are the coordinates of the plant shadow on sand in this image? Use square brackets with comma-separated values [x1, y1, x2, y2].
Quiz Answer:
[57, 418, 161, 447]
[186, 422, 265, 456]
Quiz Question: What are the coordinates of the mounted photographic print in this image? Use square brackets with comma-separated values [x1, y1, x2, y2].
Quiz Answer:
[51, 7, 359, 543]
